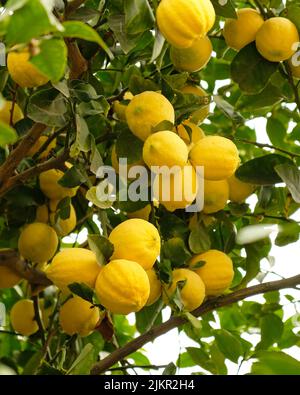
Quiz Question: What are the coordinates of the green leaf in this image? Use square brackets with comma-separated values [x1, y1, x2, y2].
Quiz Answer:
[162, 362, 176, 375]
[135, 299, 163, 333]
[257, 314, 284, 350]
[58, 165, 87, 188]
[284, 5, 300, 31]
[68, 283, 95, 303]
[236, 154, 294, 185]
[67, 344, 97, 375]
[186, 347, 216, 373]
[162, 237, 191, 266]
[189, 223, 211, 254]
[251, 351, 300, 375]
[0, 121, 17, 147]
[62, 21, 113, 60]
[128, 74, 160, 94]
[125, 0, 154, 35]
[184, 312, 201, 329]
[231, 43, 278, 94]
[87, 234, 114, 265]
[211, 0, 237, 18]
[236, 83, 283, 111]
[214, 329, 243, 363]
[266, 117, 286, 148]
[86, 185, 115, 209]
[22, 350, 43, 375]
[275, 164, 300, 203]
[73, 115, 92, 153]
[275, 222, 300, 247]
[116, 128, 143, 165]
[214, 95, 244, 125]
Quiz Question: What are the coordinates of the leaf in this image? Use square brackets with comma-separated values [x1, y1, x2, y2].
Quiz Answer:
[88, 234, 114, 265]
[251, 351, 300, 375]
[135, 299, 163, 333]
[236, 83, 283, 111]
[214, 95, 244, 125]
[128, 74, 160, 94]
[162, 237, 191, 266]
[266, 117, 286, 148]
[0, 121, 17, 147]
[275, 222, 300, 247]
[231, 43, 278, 94]
[186, 347, 216, 373]
[284, 5, 300, 31]
[275, 164, 300, 203]
[74, 115, 92, 153]
[22, 350, 43, 375]
[150, 29, 165, 63]
[68, 283, 94, 303]
[162, 362, 176, 375]
[86, 185, 115, 209]
[236, 154, 294, 185]
[116, 128, 143, 165]
[58, 165, 87, 188]
[189, 223, 211, 254]
[257, 314, 284, 350]
[211, 0, 237, 18]
[125, 0, 154, 35]
[184, 312, 201, 329]
[67, 344, 96, 375]
[214, 330, 243, 363]
[62, 21, 113, 60]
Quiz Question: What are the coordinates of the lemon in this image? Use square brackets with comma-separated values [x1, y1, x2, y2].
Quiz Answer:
[50, 203, 77, 237]
[163, 268, 205, 312]
[153, 163, 198, 212]
[203, 179, 229, 214]
[10, 299, 39, 336]
[7, 49, 49, 88]
[190, 249, 234, 296]
[223, 8, 264, 51]
[35, 205, 49, 223]
[156, 0, 215, 48]
[288, 57, 300, 79]
[181, 85, 210, 124]
[127, 204, 152, 221]
[125, 91, 175, 141]
[28, 136, 56, 159]
[113, 91, 134, 121]
[18, 223, 58, 263]
[109, 219, 161, 270]
[143, 131, 188, 170]
[256, 17, 299, 62]
[170, 36, 212, 72]
[227, 174, 256, 203]
[95, 259, 150, 315]
[189, 136, 240, 180]
[176, 120, 205, 147]
[39, 167, 78, 200]
[0, 101, 23, 125]
[146, 268, 162, 306]
[46, 248, 101, 293]
[59, 297, 100, 337]
[0, 266, 21, 289]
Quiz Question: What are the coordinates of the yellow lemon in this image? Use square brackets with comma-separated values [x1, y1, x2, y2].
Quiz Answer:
[170, 36, 212, 72]
[7, 49, 49, 88]
[256, 17, 299, 62]
[190, 250, 234, 296]
[288, 57, 300, 79]
[113, 91, 134, 121]
[163, 268, 205, 312]
[143, 131, 188, 170]
[177, 120, 205, 147]
[127, 204, 152, 221]
[39, 167, 78, 200]
[28, 136, 56, 159]
[125, 91, 175, 141]
[0, 266, 21, 289]
[156, 0, 215, 48]
[153, 164, 198, 212]
[203, 179, 229, 214]
[95, 259, 150, 315]
[146, 268, 162, 306]
[0, 101, 23, 125]
[18, 223, 58, 263]
[189, 136, 240, 180]
[181, 85, 210, 124]
[50, 203, 77, 237]
[223, 8, 264, 51]
[227, 174, 256, 203]
[46, 248, 101, 293]
[59, 297, 100, 337]
[10, 299, 39, 336]
[35, 205, 49, 223]
[109, 219, 161, 270]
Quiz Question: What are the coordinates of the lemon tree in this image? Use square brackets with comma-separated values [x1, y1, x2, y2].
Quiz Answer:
[0, 0, 300, 377]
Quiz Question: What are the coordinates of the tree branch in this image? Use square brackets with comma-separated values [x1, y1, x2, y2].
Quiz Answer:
[65, 0, 87, 17]
[90, 274, 300, 375]
[66, 40, 88, 80]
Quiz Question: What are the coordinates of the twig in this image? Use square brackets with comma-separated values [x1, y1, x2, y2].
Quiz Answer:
[90, 273, 300, 375]
[9, 84, 18, 127]
[65, 0, 86, 16]
[108, 364, 169, 372]
[32, 295, 46, 345]
[284, 61, 300, 114]
[32, 128, 65, 161]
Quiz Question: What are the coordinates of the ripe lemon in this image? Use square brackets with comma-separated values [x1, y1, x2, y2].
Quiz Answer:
[256, 17, 299, 62]
[95, 259, 150, 315]
[0, 266, 21, 289]
[181, 85, 210, 124]
[28, 136, 56, 159]
[143, 131, 188, 170]
[125, 91, 175, 141]
[0, 101, 23, 125]
[189, 136, 240, 180]
[113, 91, 134, 121]
[156, 0, 215, 48]
[153, 163, 198, 212]
[288, 57, 300, 78]
[35, 205, 49, 223]
[7, 49, 49, 88]
[190, 250, 234, 296]
[146, 268, 162, 306]
[170, 36, 212, 72]
[223, 8, 264, 51]
[10, 299, 38, 336]
[46, 248, 101, 293]
[18, 223, 58, 263]
[59, 297, 100, 337]
[109, 219, 161, 270]
[163, 268, 205, 312]
[176, 120, 205, 147]
[227, 174, 256, 203]
[39, 167, 78, 200]
[127, 204, 152, 221]
[49, 202, 77, 237]
[203, 179, 229, 214]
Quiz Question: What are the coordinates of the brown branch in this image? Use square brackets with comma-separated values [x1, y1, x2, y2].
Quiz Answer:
[0, 249, 52, 286]
[0, 123, 46, 187]
[66, 40, 88, 80]
[90, 274, 300, 375]
[65, 0, 87, 17]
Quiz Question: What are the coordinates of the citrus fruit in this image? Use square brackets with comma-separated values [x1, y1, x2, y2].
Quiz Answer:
[203, 179, 229, 214]
[176, 120, 205, 147]
[10, 299, 39, 336]
[146, 268, 162, 306]
[35, 205, 49, 223]
[127, 204, 152, 221]
[18, 223, 58, 263]
[113, 91, 134, 121]
[28, 136, 56, 159]
[49, 202, 77, 237]
[39, 166, 78, 200]
[288, 56, 300, 78]
[95, 259, 150, 315]
[125, 91, 175, 141]
[0, 101, 23, 125]
[227, 174, 256, 203]
[0, 266, 21, 289]
[190, 249, 234, 295]
[181, 85, 210, 124]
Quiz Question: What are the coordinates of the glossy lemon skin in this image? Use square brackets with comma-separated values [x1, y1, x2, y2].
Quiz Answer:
[146, 268, 162, 306]
[0, 266, 21, 289]
[0, 101, 23, 125]
[10, 299, 39, 336]
[203, 179, 229, 214]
